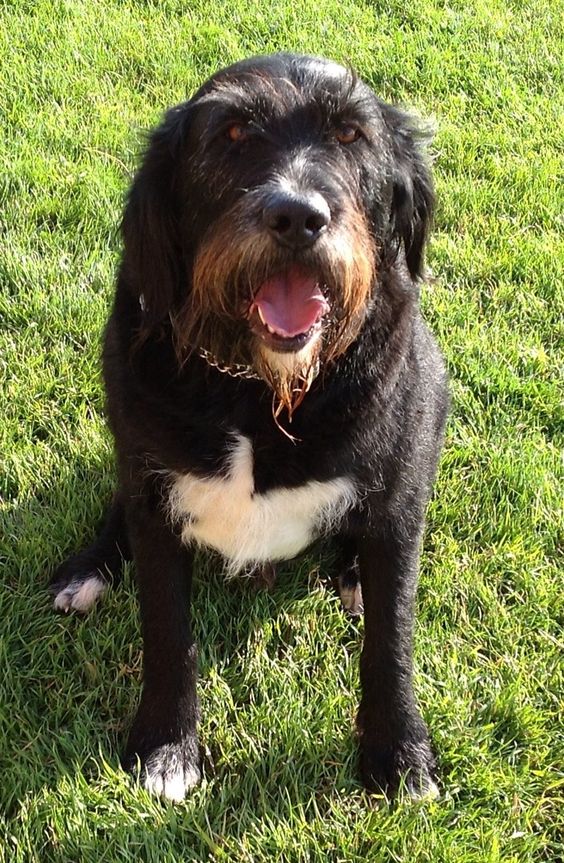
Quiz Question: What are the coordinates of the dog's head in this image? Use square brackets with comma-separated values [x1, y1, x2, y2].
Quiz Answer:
[122, 53, 434, 416]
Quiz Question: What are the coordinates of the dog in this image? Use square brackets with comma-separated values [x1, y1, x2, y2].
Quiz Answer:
[51, 53, 449, 802]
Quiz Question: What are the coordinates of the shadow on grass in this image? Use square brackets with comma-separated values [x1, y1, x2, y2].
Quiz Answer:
[37, 721, 364, 862]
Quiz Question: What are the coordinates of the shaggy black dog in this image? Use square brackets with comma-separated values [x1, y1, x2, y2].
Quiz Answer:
[51, 53, 449, 802]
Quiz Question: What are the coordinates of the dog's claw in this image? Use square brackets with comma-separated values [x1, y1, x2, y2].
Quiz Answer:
[52, 574, 107, 613]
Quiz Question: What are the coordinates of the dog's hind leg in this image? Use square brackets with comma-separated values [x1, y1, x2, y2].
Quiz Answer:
[50, 493, 130, 613]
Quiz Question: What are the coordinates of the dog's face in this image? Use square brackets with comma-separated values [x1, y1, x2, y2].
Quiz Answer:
[123, 54, 433, 415]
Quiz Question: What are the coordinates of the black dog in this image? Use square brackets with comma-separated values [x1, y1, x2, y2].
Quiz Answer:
[51, 53, 448, 802]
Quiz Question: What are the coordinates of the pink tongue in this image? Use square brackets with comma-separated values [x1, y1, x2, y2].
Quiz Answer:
[253, 270, 328, 338]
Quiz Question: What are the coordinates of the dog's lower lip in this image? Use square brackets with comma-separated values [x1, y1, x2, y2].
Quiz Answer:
[262, 328, 319, 352]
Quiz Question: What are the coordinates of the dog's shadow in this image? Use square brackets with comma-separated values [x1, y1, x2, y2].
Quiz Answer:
[2, 459, 364, 828]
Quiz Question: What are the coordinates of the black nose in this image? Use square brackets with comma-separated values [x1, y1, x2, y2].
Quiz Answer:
[262, 191, 331, 248]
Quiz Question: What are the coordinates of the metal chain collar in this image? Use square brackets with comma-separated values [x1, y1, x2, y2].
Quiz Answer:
[139, 296, 261, 382]
[198, 348, 262, 381]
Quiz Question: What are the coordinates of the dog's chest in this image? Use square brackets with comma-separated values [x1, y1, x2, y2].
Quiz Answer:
[167, 434, 356, 571]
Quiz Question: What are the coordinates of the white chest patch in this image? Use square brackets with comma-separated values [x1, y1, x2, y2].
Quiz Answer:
[167, 434, 356, 573]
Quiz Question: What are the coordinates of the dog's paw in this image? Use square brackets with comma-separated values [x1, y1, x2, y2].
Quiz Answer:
[252, 561, 277, 591]
[126, 740, 201, 803]
[360, 737, 439, 801]
[52, 573, 107, 613]
[338, 574, 364, 616]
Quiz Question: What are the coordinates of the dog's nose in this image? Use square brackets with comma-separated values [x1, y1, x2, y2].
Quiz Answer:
[262, 192, 330, 248]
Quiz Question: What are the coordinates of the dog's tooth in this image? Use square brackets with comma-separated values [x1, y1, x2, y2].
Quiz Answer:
[257, 307, 266, 326]
[267, 325, 276, 334]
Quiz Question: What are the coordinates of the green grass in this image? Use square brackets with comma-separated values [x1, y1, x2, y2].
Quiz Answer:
[1, 0, 562, 860]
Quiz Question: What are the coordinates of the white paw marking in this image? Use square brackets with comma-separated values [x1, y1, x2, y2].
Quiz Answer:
[167, 433, 356, 573]
[143, 763, 200, 802]
[409, 778, 440, 802]
[53, 574, 107, 613]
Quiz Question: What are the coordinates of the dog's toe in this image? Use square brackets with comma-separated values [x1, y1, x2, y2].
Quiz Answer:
[406, 774, 440, 801]
[143, 761, 200, 803]
[131, 742, 201, 803]
[338, 575, 364, 616]
[52, 574, 107, 613]
[360, 736, 438, 802]
[253, 561, 277, 591]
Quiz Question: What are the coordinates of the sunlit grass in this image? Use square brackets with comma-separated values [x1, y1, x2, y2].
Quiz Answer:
[1, 1, 562, 860]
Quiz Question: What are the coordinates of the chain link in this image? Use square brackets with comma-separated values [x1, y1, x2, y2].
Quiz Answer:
[198, 348, 261, 380]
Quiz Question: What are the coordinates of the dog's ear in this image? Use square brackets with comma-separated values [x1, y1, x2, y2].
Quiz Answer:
[384, 106, 435, 280]
[121, 105, 191, 326]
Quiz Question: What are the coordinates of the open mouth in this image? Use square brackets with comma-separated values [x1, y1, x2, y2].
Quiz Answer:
[247, 266, 329, 352]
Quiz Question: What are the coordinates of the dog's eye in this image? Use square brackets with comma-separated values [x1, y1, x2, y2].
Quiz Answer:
[335, 124, 362, 145]
[227, 123, 249, 143]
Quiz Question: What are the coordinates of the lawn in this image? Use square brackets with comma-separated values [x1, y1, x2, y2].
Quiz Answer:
[0, 0, 562, 860]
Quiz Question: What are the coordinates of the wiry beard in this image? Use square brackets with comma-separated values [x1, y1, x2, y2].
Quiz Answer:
[254, 337, 322, 422]
[172, 191, 375, 421]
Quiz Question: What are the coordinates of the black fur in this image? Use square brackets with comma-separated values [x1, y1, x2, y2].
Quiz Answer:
[52, 53, 449, 800]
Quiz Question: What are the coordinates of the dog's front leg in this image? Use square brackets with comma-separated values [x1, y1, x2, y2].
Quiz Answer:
[123, 499, 200, 802]
[355, 528, 439, 800]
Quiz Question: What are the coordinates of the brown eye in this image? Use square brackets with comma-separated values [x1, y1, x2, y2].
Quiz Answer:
[335, 124, 361, 145]
[227, 123, 248, 143]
